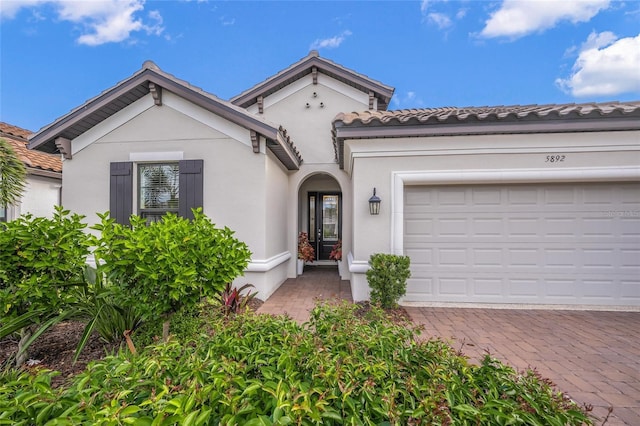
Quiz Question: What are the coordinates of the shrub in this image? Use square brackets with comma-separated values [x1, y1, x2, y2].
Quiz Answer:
[0, 206, 91, 366]
[90, 208, 252, 340]
[0, 303, 592, 425]
[218, 283, 257, 316]
[366, 253, 411, 308]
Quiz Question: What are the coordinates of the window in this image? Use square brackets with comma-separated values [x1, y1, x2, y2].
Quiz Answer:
[110, 159, 203, 225]
[0, 206, 6, 222]
[138, 163, 179, 222]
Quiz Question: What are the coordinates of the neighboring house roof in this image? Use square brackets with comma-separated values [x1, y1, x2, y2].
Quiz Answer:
[0, 122, 62, 178]
[28, 61, 302, 170]
[230, 51, 395, 111]
[332, 101, 640, 169]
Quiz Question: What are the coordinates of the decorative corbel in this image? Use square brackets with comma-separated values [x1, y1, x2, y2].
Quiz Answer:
[149, 82, 162, 106]
[257, 96, 264, 114]
[312, 66, 318, 85]
[250, 130, 260, 153]
[369, 91, 375, 110]
[54, 137, 72, 160]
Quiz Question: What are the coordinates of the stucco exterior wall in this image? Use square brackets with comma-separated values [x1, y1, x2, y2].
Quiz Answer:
[345, 130, 640, 301]
[61, 91, 296, 298]
[247, 73, 370, 280]
[6, 174, 61, 220]
[254, 74, 369, 165]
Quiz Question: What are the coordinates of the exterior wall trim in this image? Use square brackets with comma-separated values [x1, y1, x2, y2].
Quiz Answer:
[347, 251, 369, 273]
[245, 251, 292, 272]
[390, 166, 640, 255]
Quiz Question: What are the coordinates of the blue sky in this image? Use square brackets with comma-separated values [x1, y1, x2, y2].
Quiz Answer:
[1, 0, 639, 132]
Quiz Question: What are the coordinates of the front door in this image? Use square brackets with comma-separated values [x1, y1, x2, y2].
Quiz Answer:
[308, 192, 341, 261]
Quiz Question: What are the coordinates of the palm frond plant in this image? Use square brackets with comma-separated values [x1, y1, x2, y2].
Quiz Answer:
[0, 138, 26, 209]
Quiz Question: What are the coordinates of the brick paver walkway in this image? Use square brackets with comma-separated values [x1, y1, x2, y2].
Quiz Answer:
[257, 266, 640, 425]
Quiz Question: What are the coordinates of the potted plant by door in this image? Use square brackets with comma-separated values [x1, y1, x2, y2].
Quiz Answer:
[297, 232, 315, 274]
[329, 239, 342, 263]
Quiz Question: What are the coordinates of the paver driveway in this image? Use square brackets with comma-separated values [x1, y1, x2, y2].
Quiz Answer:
[258, 266, 640, 425]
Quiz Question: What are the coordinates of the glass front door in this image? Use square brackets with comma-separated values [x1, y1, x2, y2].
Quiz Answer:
[308, 192, 341, 261]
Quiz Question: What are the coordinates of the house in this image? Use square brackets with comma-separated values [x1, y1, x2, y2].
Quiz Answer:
[28, 52, 640, 308]
[0, 122, 62, 222]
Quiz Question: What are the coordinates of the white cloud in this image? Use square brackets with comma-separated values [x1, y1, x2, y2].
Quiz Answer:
[421, 0, 467, 32]
[219, 15, 235, 26]
[309, 30, 352, 50]
[0, 0, 45, 20]
[391, 90, 424, 109]
[480, 0, 611, 39]
[428, 12, 452, 30]
[0, 0, 164, 45]
[556, 32, 640, 97]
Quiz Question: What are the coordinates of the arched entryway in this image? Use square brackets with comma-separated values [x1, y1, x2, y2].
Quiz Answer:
[299, 173, 342, 263]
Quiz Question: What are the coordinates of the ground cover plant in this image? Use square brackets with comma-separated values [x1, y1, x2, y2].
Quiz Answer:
[0, 302, 592, 425]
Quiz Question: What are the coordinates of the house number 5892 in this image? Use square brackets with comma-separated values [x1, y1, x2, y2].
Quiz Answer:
[545, 155, 565, 163]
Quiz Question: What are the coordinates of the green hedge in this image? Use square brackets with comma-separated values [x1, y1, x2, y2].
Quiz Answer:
[0, 303, 591, 425]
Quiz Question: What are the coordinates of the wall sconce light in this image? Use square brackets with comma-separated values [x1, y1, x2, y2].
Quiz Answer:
[368, 188, 381, 215]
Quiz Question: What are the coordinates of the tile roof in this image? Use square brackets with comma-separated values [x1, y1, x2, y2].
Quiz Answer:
[332, 101, 640, 169]
[0, 122, 62, 174]
[334, 102, 640, 126]
[230, 51, 395, 110]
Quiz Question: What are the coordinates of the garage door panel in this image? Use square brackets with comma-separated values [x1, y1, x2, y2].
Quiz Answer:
[545, 188, 576, 204]
[620, 218, 640, 236]
[404, 182, 640, 306]
[472, 218, 503, 236]
[582, 249, 616, 268]
[620, 249, 640, 269]
[436, 218, 468, 236]
[621, 281, 640, 300]
[545, 280, 577, 298]
[473, 248, 502, 266]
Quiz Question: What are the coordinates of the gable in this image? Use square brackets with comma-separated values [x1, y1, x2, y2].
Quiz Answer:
[98, 93, 250, 148]
[251, 73, 373, 165]
[231, 51, 394, 112]
[29, 61, 302, 170]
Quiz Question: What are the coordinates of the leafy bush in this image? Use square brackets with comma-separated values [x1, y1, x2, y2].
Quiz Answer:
[0, 206, 91, 366]
[133, 302, 206, 348]
[91, 208, 252, 339]
[0, 303, 592, 425]
[366, 253, 411, 308]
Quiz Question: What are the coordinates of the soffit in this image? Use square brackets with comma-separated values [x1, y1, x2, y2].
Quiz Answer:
[28, 62, 302, 170]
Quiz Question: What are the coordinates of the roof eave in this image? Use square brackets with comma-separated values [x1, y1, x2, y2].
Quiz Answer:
[28, 68, 282, 158]
[333, 116, 640, 169]
[231, 56, 394, 110]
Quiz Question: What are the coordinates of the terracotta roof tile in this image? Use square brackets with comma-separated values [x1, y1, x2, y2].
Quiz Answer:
[0, 122, 62, 174]
[334, 101, 640, 126]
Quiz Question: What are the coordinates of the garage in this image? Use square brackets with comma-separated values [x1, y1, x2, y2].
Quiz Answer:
[403, 182, 640, 306]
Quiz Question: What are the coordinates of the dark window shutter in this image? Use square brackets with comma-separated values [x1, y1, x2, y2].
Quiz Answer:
[179, 159, 203, 220]
[110, 162, 133, 225]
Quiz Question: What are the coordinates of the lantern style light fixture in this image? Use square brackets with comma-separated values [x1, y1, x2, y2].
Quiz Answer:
[368, 188, 381, 215]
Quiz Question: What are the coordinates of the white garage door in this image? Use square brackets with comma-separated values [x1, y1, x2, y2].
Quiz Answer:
[404, 182, 640, 306]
